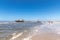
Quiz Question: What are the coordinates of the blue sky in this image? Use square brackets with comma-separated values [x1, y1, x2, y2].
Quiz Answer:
[0, 0, 60, 21]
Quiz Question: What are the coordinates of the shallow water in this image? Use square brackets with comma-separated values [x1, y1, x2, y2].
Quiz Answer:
[0, 21, 60, 40]
[0, 21, 42, 40]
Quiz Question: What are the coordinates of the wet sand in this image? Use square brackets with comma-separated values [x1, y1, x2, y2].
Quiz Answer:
[31, 33, 60, 40]
[0, 21, 60, 40]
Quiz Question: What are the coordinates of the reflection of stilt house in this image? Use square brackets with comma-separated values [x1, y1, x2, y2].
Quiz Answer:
[15, 19, 24, 22]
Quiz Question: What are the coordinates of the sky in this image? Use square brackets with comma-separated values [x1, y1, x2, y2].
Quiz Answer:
[0, 0, 60, 21]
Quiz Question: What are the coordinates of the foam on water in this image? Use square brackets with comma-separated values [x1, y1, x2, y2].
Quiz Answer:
[10, 32, 23, 40]
[24, 22, 60, 40]
[0, 21, 60, 40]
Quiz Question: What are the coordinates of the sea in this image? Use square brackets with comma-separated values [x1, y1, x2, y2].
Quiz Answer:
[0, 21, 42, 40]
[0, 21, 60, 40]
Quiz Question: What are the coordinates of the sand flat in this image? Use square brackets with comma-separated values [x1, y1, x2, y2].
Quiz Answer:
[31, 33, 60, 40]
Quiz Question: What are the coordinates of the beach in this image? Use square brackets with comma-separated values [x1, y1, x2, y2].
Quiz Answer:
[31, 22, 60, 40]
[0, 21, 60, 40]
[31, 32, 60, 40]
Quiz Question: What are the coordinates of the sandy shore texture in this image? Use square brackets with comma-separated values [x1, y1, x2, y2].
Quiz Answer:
[31, 33, 60, 40]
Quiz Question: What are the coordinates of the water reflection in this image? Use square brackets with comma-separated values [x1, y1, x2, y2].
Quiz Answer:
[0, 21, 60, 40]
